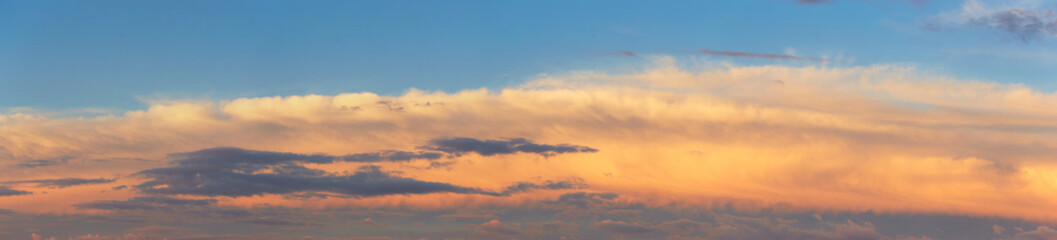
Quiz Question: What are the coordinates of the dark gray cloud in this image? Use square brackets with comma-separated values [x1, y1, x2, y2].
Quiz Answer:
[0, 186, 31, 196]
[137, 157, 486, 197]
[137, 149, 576, 198]
[134, 141, 589, 198]
[2, 178, 115, 188]
[424, 137, 597, 157]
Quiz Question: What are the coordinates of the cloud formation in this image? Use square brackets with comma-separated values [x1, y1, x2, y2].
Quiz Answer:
[2, 56, 1057, 238]
[926, 0, 1057, 42]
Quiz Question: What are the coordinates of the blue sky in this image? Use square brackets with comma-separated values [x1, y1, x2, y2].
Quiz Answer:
[3, 0, 1054, 111]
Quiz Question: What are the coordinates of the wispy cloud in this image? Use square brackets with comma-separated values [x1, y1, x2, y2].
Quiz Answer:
[2, 178, 115, 188]
[697, 49, 829, 62]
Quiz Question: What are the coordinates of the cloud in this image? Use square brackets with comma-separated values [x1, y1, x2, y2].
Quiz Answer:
[3, 56, 1057, 223]
[657, 219, 711, 236]
[926, 0, 1057, 42]
[74, 196, 217, 211]
[0, 186, 31, 196]
[552, 192, 620, 208]
[136, 150, 486, 197]
[476, 219, 521, 237]
[615, 51, 637, 57]
[341, 151, 443, 163]
[995, 224, 1007, 235]
[698, 49, 828, 62]
[15, 157, 70, 168]
[707, 214, 890, 240]
[424, 137, 597, 157]
[133, 147, 581, 198]
[1013, 226, 1057, 240]
[2, 178, 116, 188]
[593, 220, 655, 234]
[499, 179, 586, 195]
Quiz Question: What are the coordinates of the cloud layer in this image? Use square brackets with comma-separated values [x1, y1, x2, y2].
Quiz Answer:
[2, 56, 1057, 239]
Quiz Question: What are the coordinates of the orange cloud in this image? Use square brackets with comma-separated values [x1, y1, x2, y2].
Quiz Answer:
[2, 56, 1057, 223]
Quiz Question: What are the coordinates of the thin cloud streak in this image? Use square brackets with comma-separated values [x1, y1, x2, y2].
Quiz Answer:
[2, 178, 116, 188]
[698, 49, 829, 62]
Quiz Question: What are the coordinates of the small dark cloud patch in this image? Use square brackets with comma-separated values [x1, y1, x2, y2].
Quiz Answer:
[500, 179, 585, 195]
[0, 186, 31, 196]
[425, 137, 598, 157]
[0, 208, 14, 215]
[112, 185, 128, 190]
[75, 196, 217, 211]
[3, 178, 116, 188]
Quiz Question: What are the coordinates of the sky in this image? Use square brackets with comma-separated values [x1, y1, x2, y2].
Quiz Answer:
[1, 0, 1057, 239]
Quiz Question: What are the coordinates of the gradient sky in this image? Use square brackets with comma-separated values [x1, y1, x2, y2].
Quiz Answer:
[2, 0, 1057, 240]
